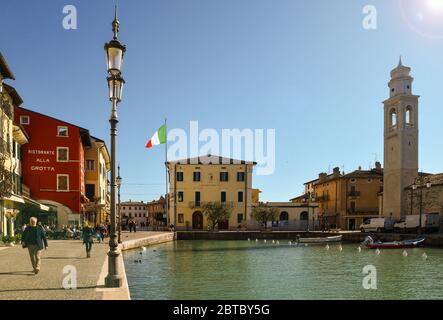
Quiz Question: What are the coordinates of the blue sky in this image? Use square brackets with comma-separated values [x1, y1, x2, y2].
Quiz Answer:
[1, 0, 443, 202]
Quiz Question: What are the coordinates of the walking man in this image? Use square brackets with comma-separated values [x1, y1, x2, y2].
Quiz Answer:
[21, 217, 48, 275]
[82, 222, 94, 258]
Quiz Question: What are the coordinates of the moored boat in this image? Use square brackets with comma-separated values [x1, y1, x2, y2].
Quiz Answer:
[361, 236, 426, 249]
[296, 235, 343, 244]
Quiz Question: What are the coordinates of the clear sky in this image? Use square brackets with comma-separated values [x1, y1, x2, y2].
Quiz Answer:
[1, 0, 443, 202]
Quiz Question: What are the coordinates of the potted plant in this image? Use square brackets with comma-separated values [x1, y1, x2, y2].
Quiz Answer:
[14, 234, 22, 244]
[2, 235, 15, 247]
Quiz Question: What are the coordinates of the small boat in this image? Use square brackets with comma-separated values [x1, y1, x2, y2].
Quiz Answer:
[295, 235, 343, 244]
[361, 236, 426, 249]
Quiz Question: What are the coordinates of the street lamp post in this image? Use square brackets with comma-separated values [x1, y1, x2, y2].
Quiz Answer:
[116, 165, 122, 244]
[412, 173, 432, 235]
[104, 6, 126, 288]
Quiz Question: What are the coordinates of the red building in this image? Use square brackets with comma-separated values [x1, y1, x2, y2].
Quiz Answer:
[14, 106, 92, 227]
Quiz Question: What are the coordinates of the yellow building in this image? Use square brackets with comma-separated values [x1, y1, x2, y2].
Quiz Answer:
[84, 136, 110, 226]
[1, 53, 49, 237]
[167, 155, 256, 230]
[305, 163, 383, 230]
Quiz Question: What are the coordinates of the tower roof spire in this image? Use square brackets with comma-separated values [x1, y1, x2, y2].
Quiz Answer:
[398, 55, 403, 67]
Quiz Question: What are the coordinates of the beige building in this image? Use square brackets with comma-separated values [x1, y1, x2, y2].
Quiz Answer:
[167, 155, 256, 230]
[118, 201, 148, 226]
[403, 174, 443, 219]
[383, 58, 419, 220]
[261, 202, 319, 230]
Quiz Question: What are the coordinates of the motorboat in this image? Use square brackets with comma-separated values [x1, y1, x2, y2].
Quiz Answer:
[295, 235, 343, 244]
[361, 236, 426, 249]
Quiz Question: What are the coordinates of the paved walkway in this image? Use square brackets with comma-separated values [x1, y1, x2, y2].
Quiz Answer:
[0, 231, 170, 300]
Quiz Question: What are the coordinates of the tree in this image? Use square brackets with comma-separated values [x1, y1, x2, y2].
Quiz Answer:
[252, 203, 279, 230]
[202, 202, 233, 230]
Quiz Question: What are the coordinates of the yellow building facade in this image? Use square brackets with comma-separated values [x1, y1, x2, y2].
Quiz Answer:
[309, 163, 383, 230]
[84, 136, 110, 226]
[167, 155, 256, 230]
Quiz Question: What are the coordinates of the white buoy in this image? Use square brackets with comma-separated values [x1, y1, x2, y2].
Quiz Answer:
[339, 245, 343, 252]
[289, 241, 292, 245]
[305, 244, 308, 247]
[255, 238, 258, 242]
[325, 244, 330, 250]
[272, 240, 275, 244]
[264, 239, 267, 243]
[276, 240, 280, 245]
[403, 250, 408, 257]
[422, 252, 428, 260]
[358, 246, 362, 253]
[375, 248, 381, 255]
[141, 246, 147, 251]
[247, 238, 250, 241]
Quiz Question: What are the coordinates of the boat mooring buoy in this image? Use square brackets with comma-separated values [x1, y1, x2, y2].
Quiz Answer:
[358, 246, 362, 253]
[339, 245, 343, 252]
[402, 250, 408, 257]
[375, 249, 381, 255]
[255, 238, 258, 242]
[325, 244, 330, 250]
[276, 240, 280, 245]
[141, 246, 146, 251]
[422, 252, 428, 260]
[247, 238, 250, 241]
[264, 240, 267, 243]
[289, 241, 292, 245]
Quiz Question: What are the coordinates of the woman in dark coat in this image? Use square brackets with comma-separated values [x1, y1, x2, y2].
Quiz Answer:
[22, 217, 48, 274]
[82, 222, 94, 258]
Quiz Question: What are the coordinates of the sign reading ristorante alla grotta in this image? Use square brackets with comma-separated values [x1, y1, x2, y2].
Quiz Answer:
[28, 149, 56, 172]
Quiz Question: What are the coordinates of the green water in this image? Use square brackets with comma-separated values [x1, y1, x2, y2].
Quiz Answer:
[123, 240, 443, 300]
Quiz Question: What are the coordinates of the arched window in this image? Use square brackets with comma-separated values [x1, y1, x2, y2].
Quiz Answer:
[279, 211, 289, 221]
[390, 109, 397, 127]
[300, 211, 309, 221]
[405, 106, 412, 124]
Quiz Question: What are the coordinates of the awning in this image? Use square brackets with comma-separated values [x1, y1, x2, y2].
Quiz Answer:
[4, 195, 25, 204]
[22, 196, 50, 212]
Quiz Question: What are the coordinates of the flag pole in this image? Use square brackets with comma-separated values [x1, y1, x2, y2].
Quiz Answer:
[165, 117, 170, 229]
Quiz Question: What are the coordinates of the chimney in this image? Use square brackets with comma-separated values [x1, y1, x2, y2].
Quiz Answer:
[318, 172, 327, 182]
[333, 167, 340, 177]
[358, 166, 362, 170]
[375, 161, 382, 172]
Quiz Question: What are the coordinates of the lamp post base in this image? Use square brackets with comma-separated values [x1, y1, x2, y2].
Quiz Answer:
[105, 250, 123, 288]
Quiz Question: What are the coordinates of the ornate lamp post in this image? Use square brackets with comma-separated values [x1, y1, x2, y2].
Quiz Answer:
[104, 6, 126, 288]
[412, 173, 432, 234]
[116, 164, 122, 244]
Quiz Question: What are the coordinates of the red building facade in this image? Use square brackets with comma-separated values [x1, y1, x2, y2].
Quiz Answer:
[14, 106, 92, 223]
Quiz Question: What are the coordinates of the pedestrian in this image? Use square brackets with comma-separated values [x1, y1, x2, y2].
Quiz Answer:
[82, 222, 94, 258]
[128, 220, 134, 233]
[21, 217, 48, 275]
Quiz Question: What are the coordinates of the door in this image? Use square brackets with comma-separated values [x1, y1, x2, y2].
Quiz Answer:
[218, 220, 229, 230]
[192, 211, 203, 230]
[348, 218, 356, 231]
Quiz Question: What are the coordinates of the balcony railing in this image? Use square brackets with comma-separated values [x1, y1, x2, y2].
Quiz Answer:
[189, 201, 235, 208]
[347, 190, 361, 197]
[316, 195, 330, 202]
[347, 207, 379, 215]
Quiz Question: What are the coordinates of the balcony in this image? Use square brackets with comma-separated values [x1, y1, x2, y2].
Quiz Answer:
[316, 195, 330, 202]
[347, 207, 379, 215]
[347, 190, 361, 197]
[189, 201, 234, 209]
[0, 96, 13, 119]
[0, 139, 10, 157]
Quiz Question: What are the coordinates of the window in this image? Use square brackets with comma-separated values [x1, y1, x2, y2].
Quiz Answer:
[86, 160, 95, 171]
[220, 172, 229, 182]
[221, 191, 226, 203]
[57, 175, 69, 191]
[237, 172, 245, 182]
[350, 201, 356, 213]
[238, 191, 244, 203]
[350, 178, 356, 183]
[85, 184, 95, 199]
[193, 171, 201, 182]
[57, 126, 69, 137]
[195, 192, 201, 206]
[237, 214, 243, 224]
[178, 191, 184, 202]
[57, 147, 69, 162]
[176, 172, 184, 182]
[390, 109, 397, 127]
[20, 115, 29, 125]
[178, 214, 184, 223]
[405, 107, 412, 124]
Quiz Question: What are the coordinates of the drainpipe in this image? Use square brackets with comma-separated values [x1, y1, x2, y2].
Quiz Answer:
[244, 164, 248, 224]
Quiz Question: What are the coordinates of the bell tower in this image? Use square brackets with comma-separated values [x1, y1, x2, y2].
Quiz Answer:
[383, 57, 419, 219]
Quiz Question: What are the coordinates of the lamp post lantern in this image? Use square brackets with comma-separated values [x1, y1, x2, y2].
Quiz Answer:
[116, 164, 122, 244]
[104, 6, 126, 288]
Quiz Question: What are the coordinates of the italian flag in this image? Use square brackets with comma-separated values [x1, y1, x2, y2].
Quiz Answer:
[146, 124, 166, 148]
